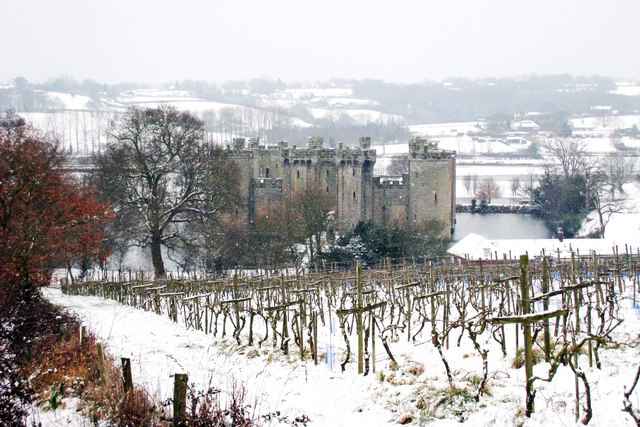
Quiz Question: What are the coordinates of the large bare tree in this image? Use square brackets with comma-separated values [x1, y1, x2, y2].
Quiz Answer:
[542, 137, 588, 179]
[93, 106, 239, 278]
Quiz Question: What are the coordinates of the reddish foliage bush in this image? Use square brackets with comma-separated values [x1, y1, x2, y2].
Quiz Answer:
[0, 113, 111, 293]
[0, 113, 111, 425]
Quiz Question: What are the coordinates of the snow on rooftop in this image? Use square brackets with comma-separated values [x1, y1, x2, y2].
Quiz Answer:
[510, 120, 540, 130]
[449, 233, 634, 260]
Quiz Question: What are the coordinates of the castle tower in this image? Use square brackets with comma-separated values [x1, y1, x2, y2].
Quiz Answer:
[406, 137, 456, 237]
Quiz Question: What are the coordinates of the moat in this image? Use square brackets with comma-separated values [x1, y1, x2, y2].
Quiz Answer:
[451, 212, 551, 242]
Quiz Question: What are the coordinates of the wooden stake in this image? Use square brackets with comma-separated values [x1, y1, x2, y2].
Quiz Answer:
[371, 313, 376, 373]
[122, 358, 133, 393]
[520, 255, 534, 417]
[96, 342, 105, 380]
[357, 263, 364, 374]
[173, 373, 188, 427]
[541, 257, 551, 362]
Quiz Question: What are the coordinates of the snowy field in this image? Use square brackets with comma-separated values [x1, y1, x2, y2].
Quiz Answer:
[44, 278, 640, 426]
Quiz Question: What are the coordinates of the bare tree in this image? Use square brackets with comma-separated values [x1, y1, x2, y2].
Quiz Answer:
[588, 154, 636, 237]
[293, 185, 335, 260]
[475, 177, 501, 204]
[542, 137, 588, 179]
[463, 175, 472, 194]
[518, 173, 538, 202]
[599, 152, 636, 199]
[510, 176, 521, 197]
[93, 106, 240, 278]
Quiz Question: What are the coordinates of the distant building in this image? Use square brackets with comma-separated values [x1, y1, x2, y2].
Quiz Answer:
[510, 120, 540, 133]
[228, 136, 456, 237]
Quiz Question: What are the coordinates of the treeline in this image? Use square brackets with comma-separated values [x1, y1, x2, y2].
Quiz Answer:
[0, 76, 147, 112]
[350, 75, 640, 124]
[4, 75, 640, 127]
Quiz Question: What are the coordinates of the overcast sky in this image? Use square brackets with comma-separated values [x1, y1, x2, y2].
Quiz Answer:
[2, 0, 639, 85]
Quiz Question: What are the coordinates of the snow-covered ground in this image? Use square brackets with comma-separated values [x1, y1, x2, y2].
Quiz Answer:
[44, 281, 640, 426]
[407, 122, 485, 138]
[579, 181, 640, 242]
[44, 288, 393, 426]
[309, 108, 402, 125]
[610, 82, 640, 97]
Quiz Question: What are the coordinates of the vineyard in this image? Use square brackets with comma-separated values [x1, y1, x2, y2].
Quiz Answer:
[60, 251, 640, 425]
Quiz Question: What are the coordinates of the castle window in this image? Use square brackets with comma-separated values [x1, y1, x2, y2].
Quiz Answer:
[352, 168, 356, 177]
[434, 193, 438, 204]
[265, 168, 270, 178]
[276, 163, 279, 169]
[326, 170, 329, 177]
[297, 170, 300, 179]
[326, 186, 329, 194]
[415, 171, 418, 178]
[382, 205, 386, 212]
[414, 214, 417, 221]
[353, 191, 356, 200]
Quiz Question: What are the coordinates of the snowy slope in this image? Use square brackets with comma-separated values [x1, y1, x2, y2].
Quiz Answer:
[44, 284, 640, 427]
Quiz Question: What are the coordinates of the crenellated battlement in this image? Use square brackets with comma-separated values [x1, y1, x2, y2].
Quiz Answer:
[409, 137, 456, 160]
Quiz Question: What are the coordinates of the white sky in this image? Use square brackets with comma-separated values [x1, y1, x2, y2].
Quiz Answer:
[2, 0, 640, 84]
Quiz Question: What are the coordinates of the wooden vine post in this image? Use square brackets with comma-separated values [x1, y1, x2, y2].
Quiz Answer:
[541, 256, 551, 362]
[96, 342, 105, 380]
[173, 373, 188, 427]
[357, 263, 364, 374]
[520, 255, 534, 416]
[336, 263, 385, 375]
[281, 275, 289, 354]
[492, 254, 567, 418]
[122, 358, 133, 393]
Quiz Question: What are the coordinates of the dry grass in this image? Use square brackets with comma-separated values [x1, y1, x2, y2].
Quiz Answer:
[21, 324, 162, 425]
[21, 316, 264, 426]
[11, 296, 272, 426]
[23, 330, 97, 404]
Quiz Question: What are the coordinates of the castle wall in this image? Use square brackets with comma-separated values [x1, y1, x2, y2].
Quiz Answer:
[228, 136, 455, 236]
[248, 178, 283, 218]
[372, 178, 407, 227]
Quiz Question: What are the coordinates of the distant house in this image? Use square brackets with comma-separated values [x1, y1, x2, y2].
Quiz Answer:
[510, 120, 540, 133]
[448, 233, 633, 261]
[504, 131, 528, 144]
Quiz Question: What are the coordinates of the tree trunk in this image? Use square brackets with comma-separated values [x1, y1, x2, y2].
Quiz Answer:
[597, 210, 605, 238]
[151, 233, 166, 279]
